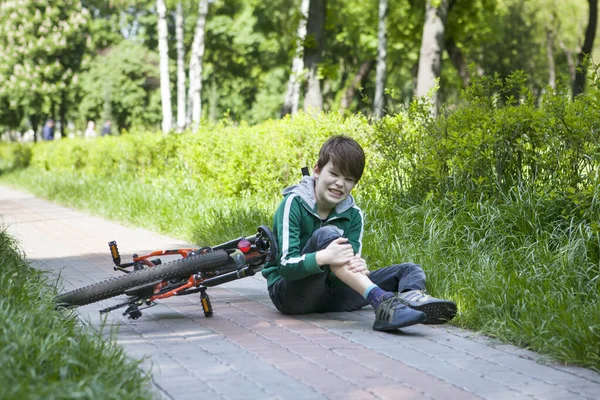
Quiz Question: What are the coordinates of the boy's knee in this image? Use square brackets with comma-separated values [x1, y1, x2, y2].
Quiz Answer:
[316, 225, 343, 237]
[301, 226, 344, 253]
[312, 226, 343, 249]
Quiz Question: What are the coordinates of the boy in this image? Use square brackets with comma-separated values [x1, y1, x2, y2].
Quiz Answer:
[262, 135, 457, 331]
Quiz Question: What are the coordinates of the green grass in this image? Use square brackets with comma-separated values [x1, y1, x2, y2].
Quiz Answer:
[2, 168, 599, 372]
[0, 224, 153, 400]
[363, 192, 600, 369]
[0, 169, 276, 245]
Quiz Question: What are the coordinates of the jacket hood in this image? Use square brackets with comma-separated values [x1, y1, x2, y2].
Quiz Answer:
[282, 175, 356, 215]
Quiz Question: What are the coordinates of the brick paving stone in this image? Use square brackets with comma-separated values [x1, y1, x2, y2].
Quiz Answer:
[3, 185, 600, 400]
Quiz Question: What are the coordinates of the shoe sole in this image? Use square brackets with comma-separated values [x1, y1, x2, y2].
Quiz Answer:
[407, 300, 457, 325]
[372, 313, 427, 331]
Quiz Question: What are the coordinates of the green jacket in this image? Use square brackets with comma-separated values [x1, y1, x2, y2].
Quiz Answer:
[262, 176, 365, 288]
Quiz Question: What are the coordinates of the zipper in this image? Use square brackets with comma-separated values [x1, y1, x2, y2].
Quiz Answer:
[299, 201, 348, 226]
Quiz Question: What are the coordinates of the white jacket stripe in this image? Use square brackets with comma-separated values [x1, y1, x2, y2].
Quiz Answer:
[353, 205, 364, 254]
[281, 194, 306, 266]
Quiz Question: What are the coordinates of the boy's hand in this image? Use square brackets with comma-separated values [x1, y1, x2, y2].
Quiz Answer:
[316, 237, 355, 267]
[346, 254, 370, 275]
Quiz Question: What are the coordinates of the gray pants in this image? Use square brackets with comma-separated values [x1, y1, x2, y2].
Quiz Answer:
[268, 226, 427, 314]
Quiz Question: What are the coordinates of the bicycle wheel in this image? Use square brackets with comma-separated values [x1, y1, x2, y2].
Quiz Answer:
[55, 250, 230, 308]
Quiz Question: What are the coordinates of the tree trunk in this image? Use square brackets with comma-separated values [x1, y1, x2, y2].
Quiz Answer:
[560, 40, 576, 87]
[546, 29, 556, 88]
[157, 0, 172, 133]
[444, 0, 469, 88]
[208, 80, 218, 122]
[30, 114, 39, 143]
[373, 0, 388, 119]
[573, 0, 598, 98]
[175, 1, 186, 131]
[445, 37, 469, 88]
[59, 91, 67, 138]
[303, 0, 326, 116]
[281, 0, 310, 117]
[340, 60, 373, 114]
[415, 0, 451, 116]
[188, 0, 209, 131]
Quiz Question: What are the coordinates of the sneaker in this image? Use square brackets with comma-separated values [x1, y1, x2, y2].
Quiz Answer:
[398, 290, 457, 324]
[373, 293, 427, 331]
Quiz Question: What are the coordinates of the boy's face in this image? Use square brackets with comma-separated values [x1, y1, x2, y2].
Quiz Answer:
[314, 161, 356, 211]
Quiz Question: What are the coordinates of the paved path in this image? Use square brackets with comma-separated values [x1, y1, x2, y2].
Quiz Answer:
[1, 185, 600, 400]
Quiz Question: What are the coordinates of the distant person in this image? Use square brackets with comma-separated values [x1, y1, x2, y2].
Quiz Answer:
[101, 120, 112, 136]
[84, 121, 96, 139]
[42, 119, 55, 141]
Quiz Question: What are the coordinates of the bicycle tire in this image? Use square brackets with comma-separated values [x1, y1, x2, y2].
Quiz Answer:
[55, 250, 230, 308]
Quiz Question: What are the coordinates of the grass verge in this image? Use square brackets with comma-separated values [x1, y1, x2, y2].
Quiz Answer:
[364, 192, 600, 369]
[1, 168, 599, 372]
[0, 222, 153, 399]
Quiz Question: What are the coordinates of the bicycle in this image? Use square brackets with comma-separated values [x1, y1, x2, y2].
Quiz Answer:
[54, 225, 278, 320]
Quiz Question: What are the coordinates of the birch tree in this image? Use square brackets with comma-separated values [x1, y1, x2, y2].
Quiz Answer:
[156, 0, 172, 132]
[303, 0, 326, 115]
[546, 28, 556, 87]
[373, 0, 388, 119]
[175, 1, 186, 131]
[416, 0, 451, 116]
[281, 0, 310, 117]
[187, 0, 209, 130]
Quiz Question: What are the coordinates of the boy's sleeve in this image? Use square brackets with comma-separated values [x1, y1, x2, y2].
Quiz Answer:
[274, 194, 323, 280]
[346, 206, 365, 255]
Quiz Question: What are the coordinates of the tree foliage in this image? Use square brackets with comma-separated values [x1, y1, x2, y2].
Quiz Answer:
[0, 0, 90, 136]
[77, 41, 161, 131]
[0, 0, 597, 133]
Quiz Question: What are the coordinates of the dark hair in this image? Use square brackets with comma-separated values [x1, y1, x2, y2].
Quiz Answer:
[316, 135, 365, 181]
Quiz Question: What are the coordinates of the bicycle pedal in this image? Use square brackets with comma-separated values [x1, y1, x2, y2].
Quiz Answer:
[200, 289, 213, 317]
[123, 301, 157, 319]
[124, 305, 143, 320]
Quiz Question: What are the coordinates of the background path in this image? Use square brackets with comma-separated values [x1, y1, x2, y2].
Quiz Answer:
[1, 185, 599, 400]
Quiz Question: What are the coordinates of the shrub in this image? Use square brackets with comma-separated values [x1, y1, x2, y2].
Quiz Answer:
[373, 71, 600, 206]
[20, 113, 374, 199]
[0, 143, 32, 173]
